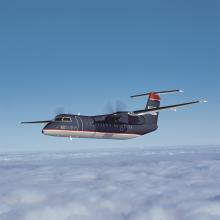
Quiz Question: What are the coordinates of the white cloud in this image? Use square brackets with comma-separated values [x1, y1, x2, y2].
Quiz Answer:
[0, 146, 220, 220]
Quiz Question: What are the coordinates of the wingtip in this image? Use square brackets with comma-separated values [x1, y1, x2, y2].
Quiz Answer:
[199, 100, 208, 103]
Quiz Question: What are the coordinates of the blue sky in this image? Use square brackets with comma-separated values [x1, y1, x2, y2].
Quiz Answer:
[0, 0, 219, 152]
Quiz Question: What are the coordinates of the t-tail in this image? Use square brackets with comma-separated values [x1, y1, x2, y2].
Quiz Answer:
[130, 89, 206, 116]
[131, 90, 181, 128]
[131, 90, 183, 113]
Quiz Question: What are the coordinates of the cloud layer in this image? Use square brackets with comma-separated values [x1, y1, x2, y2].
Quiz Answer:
[1, 146, 220, 220]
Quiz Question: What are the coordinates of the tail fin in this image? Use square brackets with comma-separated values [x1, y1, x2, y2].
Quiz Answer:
[145, 92, 160, 128]
[130, 90, 183, 128]
[146, 92, 160, 110]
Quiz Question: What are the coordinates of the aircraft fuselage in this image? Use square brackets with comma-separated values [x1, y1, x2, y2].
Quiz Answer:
[42, 113, 158, 140]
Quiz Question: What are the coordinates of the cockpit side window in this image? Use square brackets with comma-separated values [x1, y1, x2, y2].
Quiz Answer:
[55, 117, 62, 122]
[63, 117, 72, 122]
[55, 117, 72, 122]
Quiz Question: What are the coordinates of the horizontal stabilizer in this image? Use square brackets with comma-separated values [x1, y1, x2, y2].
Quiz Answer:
[21, 120, 52, 124]
[129, 100, 206, 116]
[130, 89, 183, 98]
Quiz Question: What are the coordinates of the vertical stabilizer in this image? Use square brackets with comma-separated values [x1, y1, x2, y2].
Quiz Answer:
[145, 92, 160, 127]
[146, 92, 160, 109]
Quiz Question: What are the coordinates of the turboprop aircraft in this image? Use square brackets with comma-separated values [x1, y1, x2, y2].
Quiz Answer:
[21, 90, 206, 140]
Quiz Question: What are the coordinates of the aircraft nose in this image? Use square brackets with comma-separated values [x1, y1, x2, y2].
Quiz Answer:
[42, 127, 47, 134]
[42, 123, 51, 135]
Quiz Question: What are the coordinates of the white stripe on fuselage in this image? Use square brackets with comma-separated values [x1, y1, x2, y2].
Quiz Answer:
[43, 129, 140, 140]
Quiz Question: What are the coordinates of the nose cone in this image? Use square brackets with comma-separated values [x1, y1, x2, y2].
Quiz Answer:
[42, 123, 51, 135]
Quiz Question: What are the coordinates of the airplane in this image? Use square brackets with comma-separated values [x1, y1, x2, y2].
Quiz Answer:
[21, 90, 206, 140]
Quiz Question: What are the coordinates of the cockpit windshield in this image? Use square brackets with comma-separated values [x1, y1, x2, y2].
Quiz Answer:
[55, 117, 72, 122]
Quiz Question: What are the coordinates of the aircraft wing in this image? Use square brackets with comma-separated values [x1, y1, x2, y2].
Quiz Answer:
[129, 100, 206, 116]
[21, 120, 52, 124]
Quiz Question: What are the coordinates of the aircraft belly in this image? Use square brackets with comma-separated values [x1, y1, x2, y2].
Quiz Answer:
[43, 129, 140, 140]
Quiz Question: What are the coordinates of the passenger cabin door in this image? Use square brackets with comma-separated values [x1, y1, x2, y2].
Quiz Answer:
[75, 116, 83, 131]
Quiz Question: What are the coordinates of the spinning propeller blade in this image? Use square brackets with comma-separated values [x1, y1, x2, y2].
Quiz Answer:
[104, 100, 127, 114]
[54, 107, 65, 115]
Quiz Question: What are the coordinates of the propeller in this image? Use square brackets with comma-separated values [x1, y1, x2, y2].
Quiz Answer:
[21, 105, 77, 124]
[104, 100, 127, 114]
[21, 107, 65, 124]
[115, 100, 127, 112]
[54, 107, 65, 115]
[104, 102, 115, 114]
